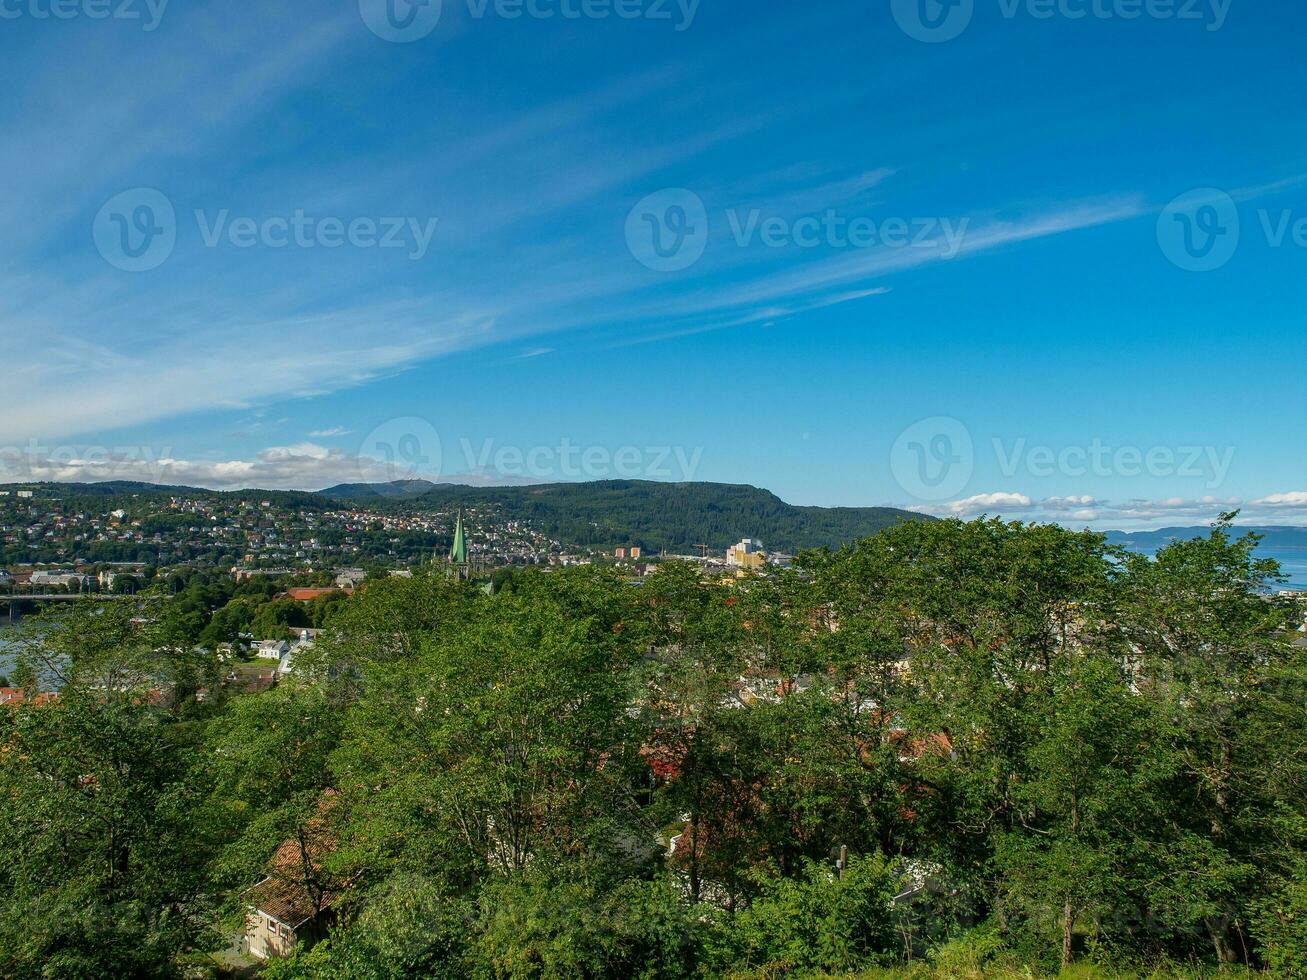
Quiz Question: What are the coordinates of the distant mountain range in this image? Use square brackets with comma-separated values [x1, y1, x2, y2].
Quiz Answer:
[319, 479, 927, 554]
[1104, 526, 1307, 551]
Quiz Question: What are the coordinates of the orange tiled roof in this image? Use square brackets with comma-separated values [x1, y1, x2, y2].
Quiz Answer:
[246, 792, 344, 929]
[282, 588, 350, 602]
[247, 836, 340, 929]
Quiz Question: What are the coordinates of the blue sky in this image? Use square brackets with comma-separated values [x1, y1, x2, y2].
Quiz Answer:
[2, 0, 1306, 528]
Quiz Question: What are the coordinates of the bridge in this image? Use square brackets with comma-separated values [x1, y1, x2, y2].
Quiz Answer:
[1, 592, 126, 622]
[7, 594, 110, 602]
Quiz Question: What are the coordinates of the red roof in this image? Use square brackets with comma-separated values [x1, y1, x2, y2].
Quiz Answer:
[0, 688, 59, 707]
[247, 838, 339, 929]
[246, 793, 344, 929]
[282, 588, 350, 602]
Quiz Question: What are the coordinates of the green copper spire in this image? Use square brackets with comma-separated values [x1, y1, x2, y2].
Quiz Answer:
[450, 510, 468, 566]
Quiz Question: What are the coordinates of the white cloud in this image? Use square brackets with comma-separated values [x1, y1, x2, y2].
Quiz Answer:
[0, 441, 555, 492]
[914, 492, 1307, 530]
[0, 442, 372, 491]
[933, 492, 1034, 517]
[1254, 492, 1307, 508]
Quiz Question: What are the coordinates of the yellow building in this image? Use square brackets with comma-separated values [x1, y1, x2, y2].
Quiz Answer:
[726, 538, 767, 570]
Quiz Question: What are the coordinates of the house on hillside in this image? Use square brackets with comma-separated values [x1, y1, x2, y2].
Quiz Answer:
[29, 570, 93, 590]
[243, 845, 337, 959]
[243, 796, 344, 959]
[254, 639, 290, 660]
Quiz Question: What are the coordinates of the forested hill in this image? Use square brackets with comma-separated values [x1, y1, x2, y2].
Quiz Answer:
[321, 480, 929, 553]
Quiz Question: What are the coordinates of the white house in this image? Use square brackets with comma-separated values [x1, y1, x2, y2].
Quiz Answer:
[254, 639, 290, 660]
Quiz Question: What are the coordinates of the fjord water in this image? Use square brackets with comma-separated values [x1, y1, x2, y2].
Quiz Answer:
[1110, 538, 1307, 591]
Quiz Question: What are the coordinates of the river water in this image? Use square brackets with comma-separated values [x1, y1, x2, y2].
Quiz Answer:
[0, 619, 27, 679]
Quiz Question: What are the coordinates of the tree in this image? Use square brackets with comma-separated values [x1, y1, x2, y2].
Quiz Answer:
[261, 874, 472, 980]
[251, 599, 310, 641]
[473, 865, 699, 979]
[0, 681, 211, 977]
[1254, 861, 1307, 978]
[993, 653, 1166, 968]
[704, 855, 903, 975]
[337, 573, 643, 883]
[1118, 517, 1296, 963]
[201, 683, 345, 903]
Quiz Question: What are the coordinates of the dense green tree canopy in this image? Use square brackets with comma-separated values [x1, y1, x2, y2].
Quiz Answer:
[1, 517, 1304, 978]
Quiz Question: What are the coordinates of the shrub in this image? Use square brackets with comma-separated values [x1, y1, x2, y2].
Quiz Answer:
[706, 854, 903, 977]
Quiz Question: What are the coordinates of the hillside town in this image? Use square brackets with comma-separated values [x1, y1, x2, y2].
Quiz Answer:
[0, 485, 808, 603]
[0, 487, 578, 575]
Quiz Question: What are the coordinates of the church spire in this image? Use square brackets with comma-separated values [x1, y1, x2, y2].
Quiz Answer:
[450, 509, 468, 566]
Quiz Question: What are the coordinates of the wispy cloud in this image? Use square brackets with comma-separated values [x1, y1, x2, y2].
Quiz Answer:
[0, 302, 494, 446]
[664, 196, 1149, 320]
